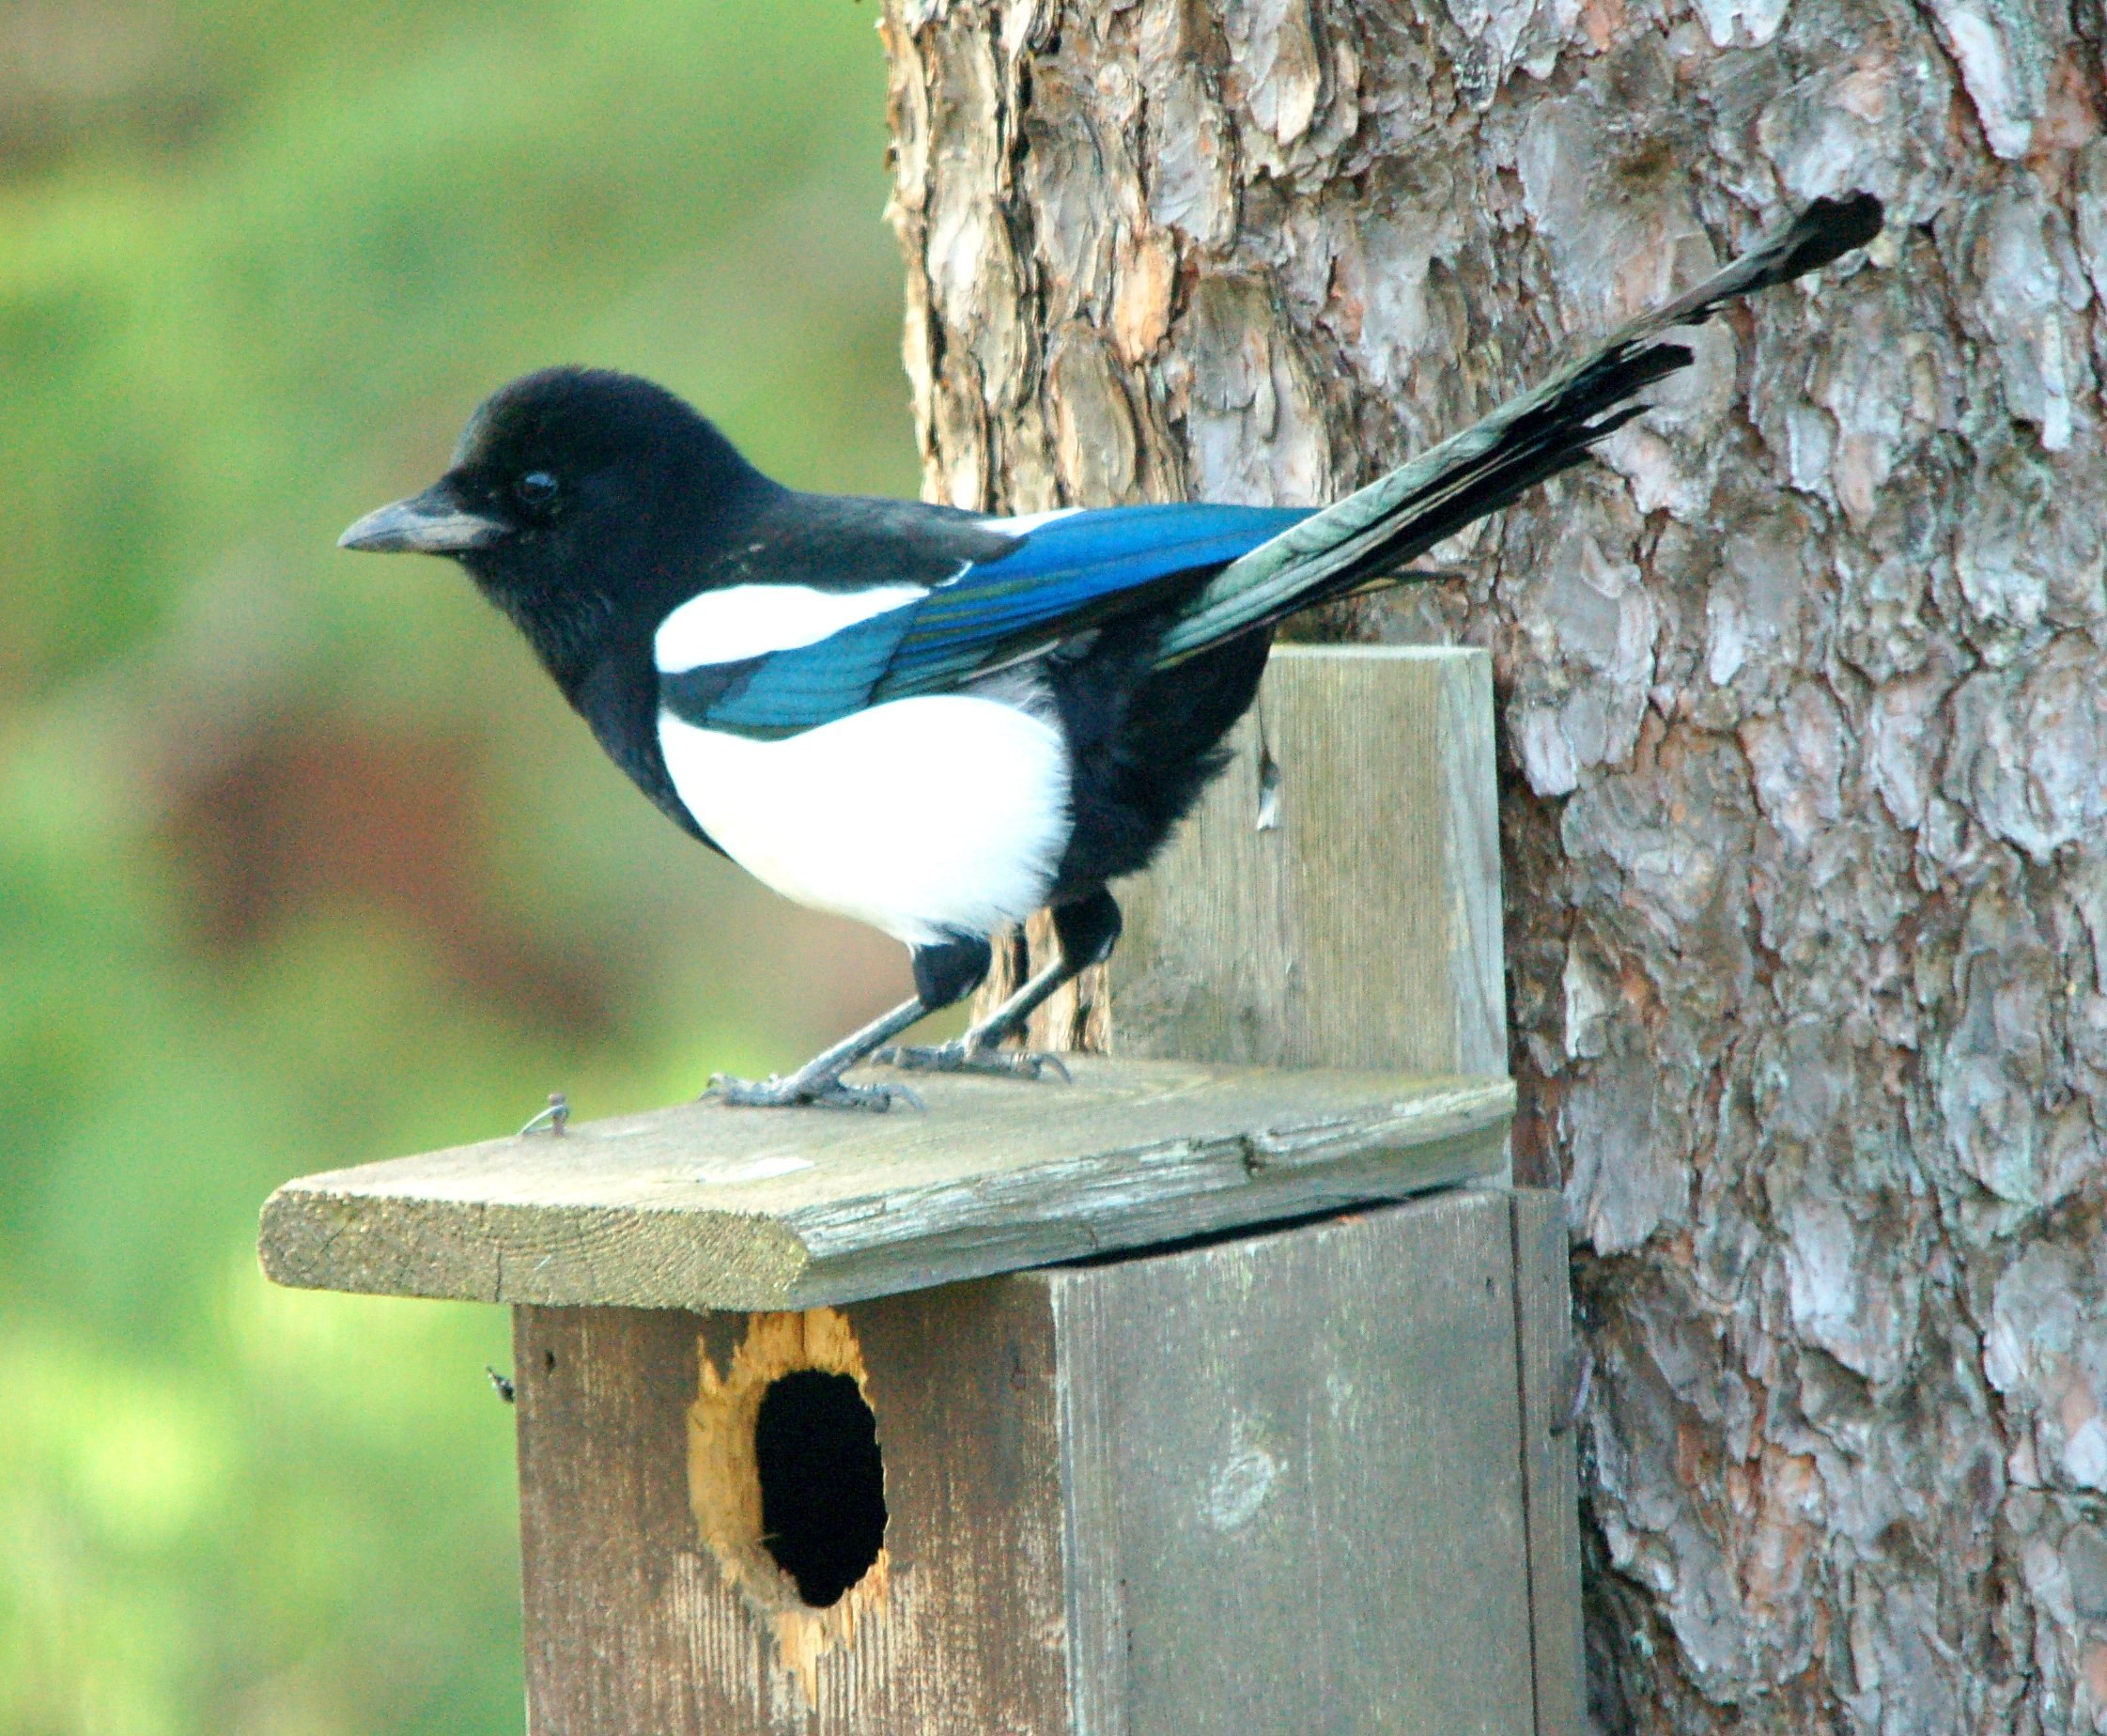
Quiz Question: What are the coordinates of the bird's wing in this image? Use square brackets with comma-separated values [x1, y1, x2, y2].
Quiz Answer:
[658, 501, 1308, 738]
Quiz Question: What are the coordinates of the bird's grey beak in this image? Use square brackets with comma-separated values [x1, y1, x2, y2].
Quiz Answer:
[338, 486, 504, 554]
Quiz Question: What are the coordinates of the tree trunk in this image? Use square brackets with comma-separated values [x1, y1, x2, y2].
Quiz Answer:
[879, 0, 2106, 1729]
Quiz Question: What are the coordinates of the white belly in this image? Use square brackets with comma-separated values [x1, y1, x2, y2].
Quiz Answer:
[658, 695, 1072, 947]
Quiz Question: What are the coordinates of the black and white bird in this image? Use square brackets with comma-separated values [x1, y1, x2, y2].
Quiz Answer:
[341, 194, 1881, 1110]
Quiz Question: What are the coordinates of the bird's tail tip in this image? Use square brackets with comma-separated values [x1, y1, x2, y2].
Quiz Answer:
[1767, 192, 1885, 287]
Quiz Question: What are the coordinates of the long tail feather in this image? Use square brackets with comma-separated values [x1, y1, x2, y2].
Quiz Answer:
[1154, 193, 1883, 666]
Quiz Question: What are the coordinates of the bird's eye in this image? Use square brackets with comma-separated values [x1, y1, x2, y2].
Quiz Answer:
[515, 471, 559, 509]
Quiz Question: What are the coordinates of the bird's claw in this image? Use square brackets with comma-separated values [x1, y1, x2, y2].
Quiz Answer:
[874, 1040, 1073, 1083]
[704, 1072, 923, 1113]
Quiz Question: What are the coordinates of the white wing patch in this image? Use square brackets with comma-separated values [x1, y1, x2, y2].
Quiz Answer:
[654, 582, 927, 674]
[981, 507, 1082, 535]
[657, 694, 1071, 947]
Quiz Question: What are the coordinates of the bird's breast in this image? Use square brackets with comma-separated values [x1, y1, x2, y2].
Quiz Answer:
[656, 695, 1072, 947]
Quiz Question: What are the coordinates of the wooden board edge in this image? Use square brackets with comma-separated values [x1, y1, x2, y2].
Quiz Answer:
[256, 1185, 815, 1310]
[1046, 1275, 1123, 1736]
[780, 1115, 1511, 1308]
[1434, 649, 1509, 1082]
[256, 1104, 1512, 1312]
[1510, 1188, 1585, 1736]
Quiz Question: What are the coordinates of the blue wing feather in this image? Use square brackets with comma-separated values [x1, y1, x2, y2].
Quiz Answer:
[687, 503, 1307, 738]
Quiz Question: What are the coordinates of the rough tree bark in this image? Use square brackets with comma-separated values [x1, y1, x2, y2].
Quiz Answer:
[879, 0, 2107, 1728]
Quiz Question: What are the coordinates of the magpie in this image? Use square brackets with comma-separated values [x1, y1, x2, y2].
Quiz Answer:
[341, 194, 1881, 1111]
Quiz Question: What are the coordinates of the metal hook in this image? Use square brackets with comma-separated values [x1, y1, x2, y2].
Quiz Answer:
[519, 1092, 570, 1138]
[1254, 696, 1282, 832]
[1550, 1345, 1594, 1436]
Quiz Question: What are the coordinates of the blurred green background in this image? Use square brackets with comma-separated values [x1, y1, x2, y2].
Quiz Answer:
[0, 3, 914, 1729]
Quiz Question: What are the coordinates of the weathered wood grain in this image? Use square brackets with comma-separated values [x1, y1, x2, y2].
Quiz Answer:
[259, 1059, 1511, 1310]
[1050, 1187, 1537, 1736]
[512, 1193, 1546, 1736]
[1113, 647, 1507, 1083]
[515, 1291, 1073, 1735]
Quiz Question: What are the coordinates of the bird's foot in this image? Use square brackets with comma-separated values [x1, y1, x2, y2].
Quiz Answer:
[704, 1071, 923, 1113]
[874, 1039, 1072, 1083]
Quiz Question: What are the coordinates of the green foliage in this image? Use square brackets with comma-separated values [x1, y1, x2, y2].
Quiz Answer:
[0, 3, 912, 1728]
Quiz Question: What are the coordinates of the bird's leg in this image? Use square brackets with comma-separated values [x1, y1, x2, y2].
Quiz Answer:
[877, 891, 1121, 1082]
[705, 935, 992, 1112]
[880, 953, 1079, 1081]
[706, 995, 931, 1111]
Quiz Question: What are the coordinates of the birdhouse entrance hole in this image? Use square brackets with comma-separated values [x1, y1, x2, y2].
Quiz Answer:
[753, 1369, 887, 1607]
[688, 1308, 891, 1699]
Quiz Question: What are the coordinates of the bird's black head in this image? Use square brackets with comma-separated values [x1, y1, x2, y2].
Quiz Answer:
[340, 366, 772, 692]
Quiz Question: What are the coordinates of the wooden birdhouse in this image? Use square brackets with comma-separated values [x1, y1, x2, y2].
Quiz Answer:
[259, 646, 1583, 1735]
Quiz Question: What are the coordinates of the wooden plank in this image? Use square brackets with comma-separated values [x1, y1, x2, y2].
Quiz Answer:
[514, 1290, 1073, 1734]
[1090, 645, 1568, 1733]
[1111, 647, 1507, 1080]
[1050, 1189, 1537, 1736]
[1510, 1189, 1585, 1736]
[511, 1192, 1543, 1736]
[259, 1058, 1511, 1311]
